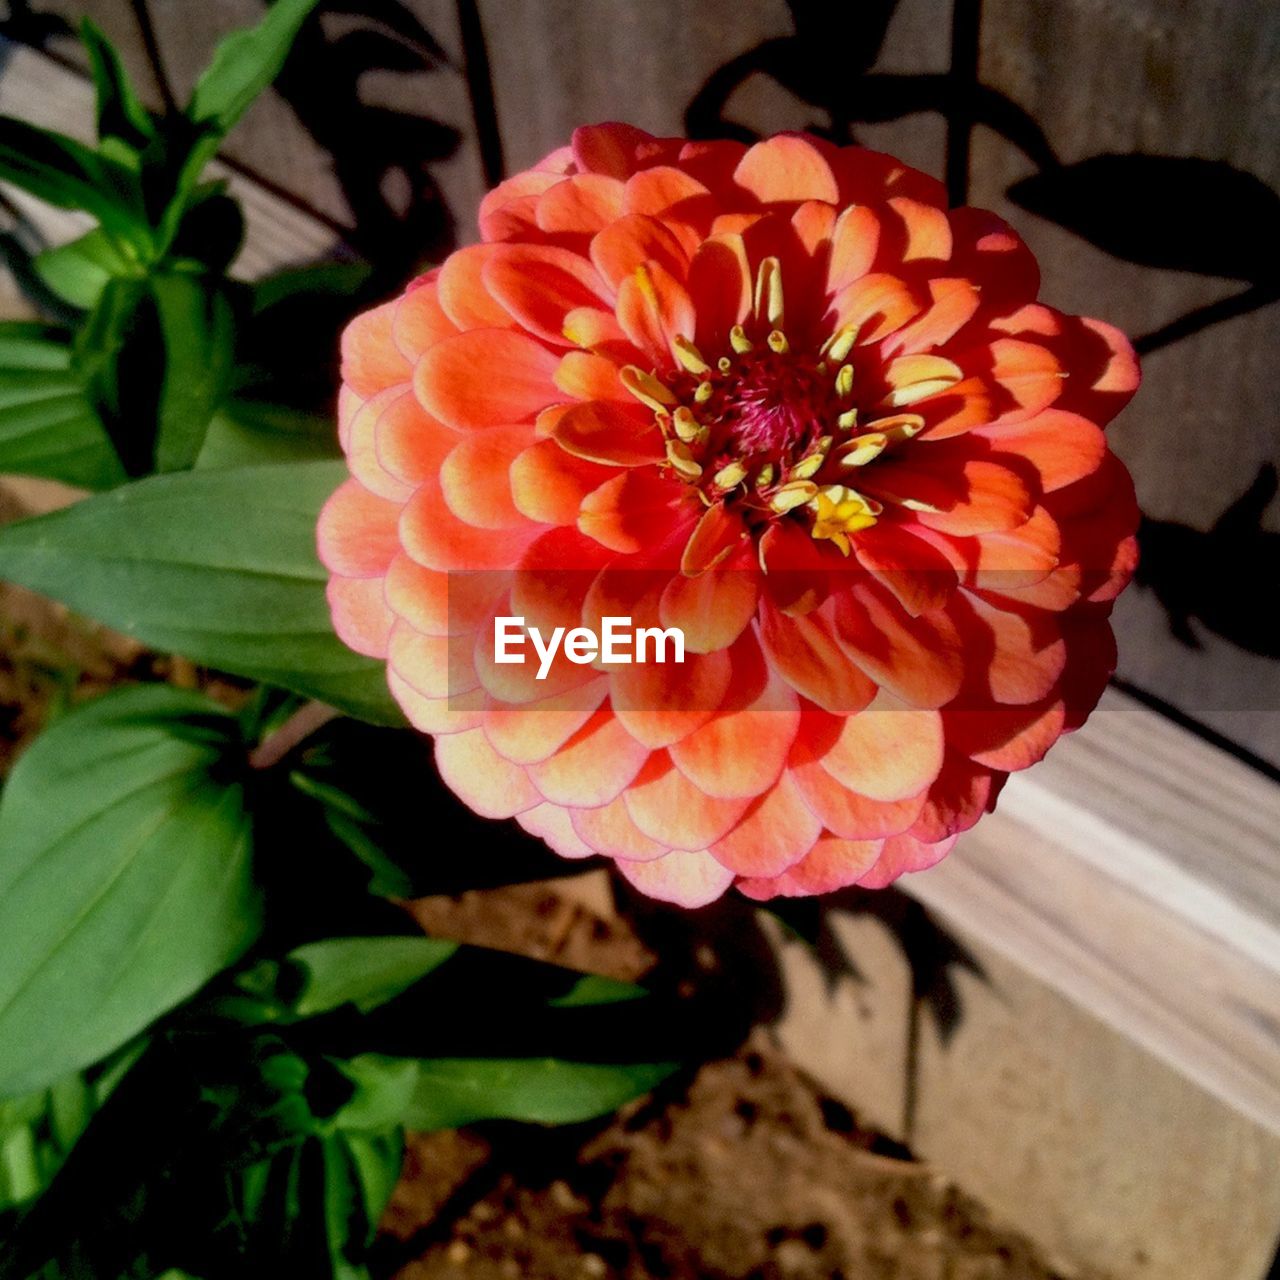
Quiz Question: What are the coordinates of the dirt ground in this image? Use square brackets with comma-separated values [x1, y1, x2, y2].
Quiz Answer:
[0, 480, 1102, 1280]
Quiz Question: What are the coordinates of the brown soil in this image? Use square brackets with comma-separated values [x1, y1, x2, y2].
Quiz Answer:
[379, 1036, 1095, 1280]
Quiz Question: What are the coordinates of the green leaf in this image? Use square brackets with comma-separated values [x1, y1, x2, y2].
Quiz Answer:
[72, 275, 148, 473]
[0, 685, 261, 1097]
[0, 322, 125, 489]
[32, 227, 137, 310]
[0, 116, 147, 249]
[288, 937, 458, 1018]
[547, 974, 649, 1009]
[187, 0, 323, 135]
[80, 18, 156, 155]
[0, 462, 402, 723]
[350, 1055, 676, 1132]
[148, 274, 237, 472]
[321, 1130, 402, 1276]
[195, 400, 339, 470]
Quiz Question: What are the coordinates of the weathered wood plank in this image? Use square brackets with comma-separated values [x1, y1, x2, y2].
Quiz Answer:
[971, 0, 1280, 763]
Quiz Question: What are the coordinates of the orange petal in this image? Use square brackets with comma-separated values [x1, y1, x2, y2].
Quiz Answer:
[552, 399, 664, 466]
[416, 329, 561, 431]
[440, 425, 535, 530]
[757, 603, 877, 715]
[516, 802, 597, 860]
[827, 204, 881, 293]
[659, 569, 759, 654]
[435, 727, 540, 818]
[615, 848, 736, 908]
[388, 668, 483, 736]
[789, 756, 926, 839]
[881, 277, 981, 357]
[739, 835, 884, 899]
[852, 520, 959, 615]
[327, 575, 393, 658]
[393, 275, 458, 364]
[526, 709, 650, 806]
[817, 701, 945, 802]
[401, 478, 535, 572]
[956, 593, 1067, 705]
[682, 501, 750, 576]
[734, 135, 839, 204]
[975, 409, 1105, 493]
[885, 196, 952, 262]
[589, 214, 689, 293]
[687, 234, 752, 354]
[343, 386, 415, 501]
[571, 794, 668, 862]
[536, 173, 627, 236]
[610, 647, 732, 749]
[708, 772, 821, 876]
[317, 479, 400, 578]
[579, 468, 681, 553]
[856, 833, 956, 888]
[483, 677, 608, 765]
[438, 244, 516, 330]
[669, 660, 799, 799]
[908, 755, 996, 842]
[831, 583, 964, 708]
[826, 272, 920, 344]
[623, 753, 751, 851]
[384, 552, 505, 637]
[510, 438, 617, 525]
[342, 301, 411, 397]
[483, 244, 610, 344]
[553, 351, 630, 403]
[376, 391, 459, 489]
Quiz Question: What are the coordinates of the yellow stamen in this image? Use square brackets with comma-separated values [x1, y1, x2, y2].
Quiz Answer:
[834, 363, 853, 398]
[863, 412, 925, 444]
[755, 462, 775, 488]
[620, 365, 676, 412]
[673, 334, 711, 375]
[717, 356, 733, 373]
[836, 432, 888, 467]
[672, 406, 704, 444]
[694, 380, 714, 404]
[713, 460, 748, 490]
[789, 434, 833, 481]
[823, 324, 859, 364]
[881, 356, 963, 408]
[770, 480, 818, 513]
[754, 256, 785, 328]
[665, 439, 702, 481]
[729, 325, 753, 354]
[766, 328, 789, 354]
[837, 408, 858, 431]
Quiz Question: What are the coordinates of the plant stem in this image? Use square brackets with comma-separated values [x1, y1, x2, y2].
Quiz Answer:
[248, 700, 339, 770]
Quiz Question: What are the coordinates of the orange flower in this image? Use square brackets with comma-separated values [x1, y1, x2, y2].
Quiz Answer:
[319, 125, 1139, 906]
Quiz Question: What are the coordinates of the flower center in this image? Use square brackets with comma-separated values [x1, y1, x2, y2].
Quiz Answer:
[621, 257, 929, 556]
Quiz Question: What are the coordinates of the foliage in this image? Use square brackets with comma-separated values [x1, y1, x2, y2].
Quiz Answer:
[0, 11, 681, 1278]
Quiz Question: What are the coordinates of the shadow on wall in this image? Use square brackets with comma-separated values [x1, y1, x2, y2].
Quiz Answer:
[1137, 465, 1280, 659]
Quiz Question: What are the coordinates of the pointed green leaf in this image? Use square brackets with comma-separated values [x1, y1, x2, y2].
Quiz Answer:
[0, 462, 401, 723]
[149, 274, 237, 472]
[32, 227, 137, 310]
[0, 322, 125, 488]
[187, 0, 322, 134]
[288, 937, 458, 1018]
[0, 685, 261, 1097]
[80, 18, 156, 154]
[0, 116, 148, 248]
[347, 1055, 677, 1132]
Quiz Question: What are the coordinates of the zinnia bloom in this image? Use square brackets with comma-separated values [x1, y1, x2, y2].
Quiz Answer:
[319, 124, 1139, 906]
